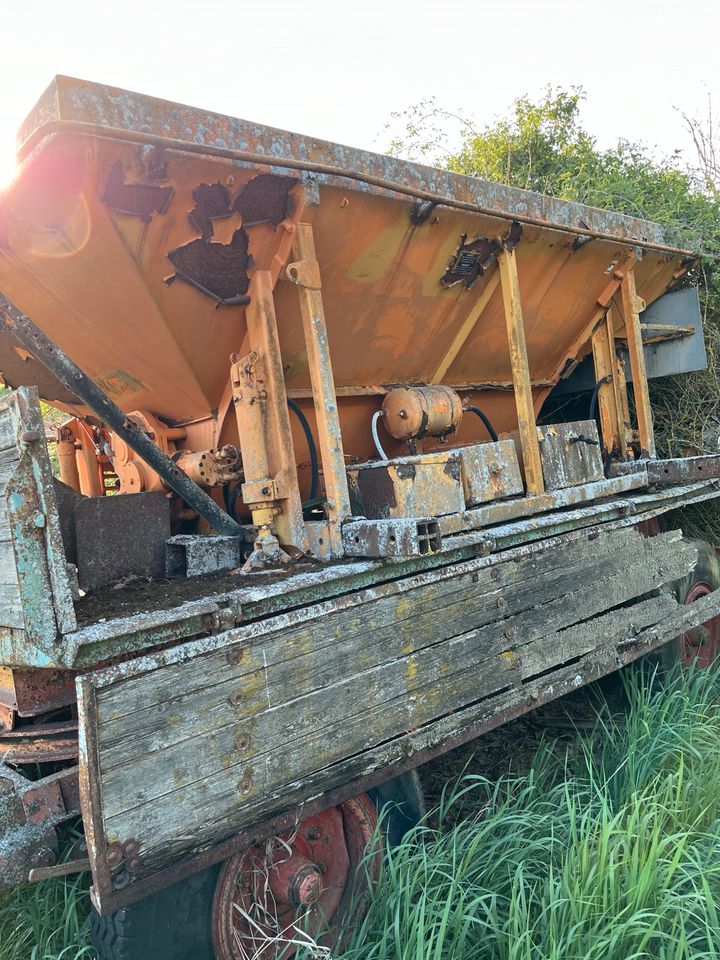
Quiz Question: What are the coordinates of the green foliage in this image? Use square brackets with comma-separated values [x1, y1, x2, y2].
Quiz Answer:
[0, 873, 93, 960]
[390, 88, 720, 497]
[337, 664, 720, 960]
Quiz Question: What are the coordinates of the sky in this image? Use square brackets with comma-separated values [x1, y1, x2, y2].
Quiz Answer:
[0, 0, 718, 187]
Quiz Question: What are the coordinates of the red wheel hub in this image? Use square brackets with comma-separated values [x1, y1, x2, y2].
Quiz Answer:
[681, 581, 720, 669]
[212, 794, 379, 959]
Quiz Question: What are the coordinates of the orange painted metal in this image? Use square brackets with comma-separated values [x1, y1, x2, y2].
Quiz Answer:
[0, 78, 689, 480]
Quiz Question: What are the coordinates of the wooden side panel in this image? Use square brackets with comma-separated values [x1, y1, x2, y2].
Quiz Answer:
[79, 526, 698, 911]
[0, 387, 77, 665]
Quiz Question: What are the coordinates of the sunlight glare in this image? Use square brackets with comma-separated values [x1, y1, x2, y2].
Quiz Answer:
[0, 134, 17, 192]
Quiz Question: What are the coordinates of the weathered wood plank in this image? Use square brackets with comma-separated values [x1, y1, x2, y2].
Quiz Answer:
[99, 532, 690, 787]
[92, 536, 693, 832]
[0, 582, 25, 629]
[97, 592, 685, 875]
[97, 526, 673, 724]
[0, 540, 19, 585]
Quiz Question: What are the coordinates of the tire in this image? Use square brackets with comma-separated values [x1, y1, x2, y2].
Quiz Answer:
[658, 539, 720, 671]
[91, 773, 424, 960]
[90, 863, 220, 960]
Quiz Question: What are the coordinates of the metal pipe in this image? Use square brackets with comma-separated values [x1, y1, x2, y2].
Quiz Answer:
[465, 405, 499, 443]
[18, 122, 695, 258]
[371, 411, 388, 460]
[0, 292, 241, 537]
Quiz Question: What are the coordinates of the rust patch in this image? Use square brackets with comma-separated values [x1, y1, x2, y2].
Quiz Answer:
[441, 234, 502, 288]
[232, 174, 296, 226]
[101, 163, 174, 222]
[188, 182, 232, 240]
[167, 229, 250, 301]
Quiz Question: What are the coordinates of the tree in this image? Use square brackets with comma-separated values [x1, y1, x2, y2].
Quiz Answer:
[388, 89, 720, 534]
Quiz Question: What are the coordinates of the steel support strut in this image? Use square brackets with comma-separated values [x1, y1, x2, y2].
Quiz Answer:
[0, 293, 241, 537]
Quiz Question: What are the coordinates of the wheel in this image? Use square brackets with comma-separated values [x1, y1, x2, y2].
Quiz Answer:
[662, 539, 720, 669]
[212, 794, 379, 959]
[91, 774, 424, 960]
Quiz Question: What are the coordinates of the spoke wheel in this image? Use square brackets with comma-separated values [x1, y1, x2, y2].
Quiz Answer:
[212, 794, 380, 959]
[680, 580, 720, 669]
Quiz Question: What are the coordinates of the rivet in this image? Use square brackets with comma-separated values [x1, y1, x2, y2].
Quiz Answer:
[497, 597, 507, 610]
[235, 733, 251, 751]
[228, 689, 243, 707]
[504, 626, 515, 640]
[122, 839, 140, 856]
[491, 568, 502, 582]
[127, 857, 142, 873]
[238, 776, 253, 795]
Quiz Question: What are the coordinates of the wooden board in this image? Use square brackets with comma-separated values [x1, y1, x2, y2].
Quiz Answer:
[77, 525, 701, 912]
[0, 387, 76, 665]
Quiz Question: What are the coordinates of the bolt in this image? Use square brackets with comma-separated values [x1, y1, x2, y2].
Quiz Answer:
[238, 776, 253, 795]
[496, 597, 507, 610]
[113, 868, 130, 890]
[123, 839, 140, 857]
[234, 733, 251, 751]
[127, 857, 142, 873]
[306, 827, 321, 842]
[228, 689, 243, 707]
[491, 568, 502, 582]
[226, 648, 243, 667]
[504, 626, 515, 640]
[105, 843, 124, 868]
[21, 430, 42, 442]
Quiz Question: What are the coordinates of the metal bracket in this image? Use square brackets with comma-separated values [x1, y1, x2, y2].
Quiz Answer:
[286, 259, 322, 290]
[342, 518, 442, 558]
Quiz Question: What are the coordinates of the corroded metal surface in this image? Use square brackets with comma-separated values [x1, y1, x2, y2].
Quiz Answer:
[0, 79, 691, 467]
[0, 765, 80, 890]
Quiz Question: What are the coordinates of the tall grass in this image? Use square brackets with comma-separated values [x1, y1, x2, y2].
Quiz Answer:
[4, 664, 720, 959]
[339, 665, 720, 960]
[0, 872, 92, 959]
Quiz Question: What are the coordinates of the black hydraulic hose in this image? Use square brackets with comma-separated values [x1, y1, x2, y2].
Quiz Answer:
[0, 291, 241, 537]
[465, 405, 499, 443]
[589, 375, 612, 422]
[287, 397, 319, 503]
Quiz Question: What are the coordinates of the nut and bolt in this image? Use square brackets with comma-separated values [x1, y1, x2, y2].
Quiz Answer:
[105, 843, 124, 868]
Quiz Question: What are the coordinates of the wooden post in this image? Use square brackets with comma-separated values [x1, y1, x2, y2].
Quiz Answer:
[498, 246, 544, 495]
[288, 223, 351, 554]
[621, 269, 656, 457]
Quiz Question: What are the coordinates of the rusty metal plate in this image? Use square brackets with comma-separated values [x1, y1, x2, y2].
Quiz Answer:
[75, 492, 171, 592]
[347, 451, 465, 520]
[610, 455, 720, 485]
[458, 440, 524, 507]
[342, 518, 442, 557]
[0, 667, 76, 716]
[537, 420, 604, 491]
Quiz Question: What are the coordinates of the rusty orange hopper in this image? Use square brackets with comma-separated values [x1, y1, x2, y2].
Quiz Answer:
[5, 79, 720, 954]
[0, 75, 700, 570]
